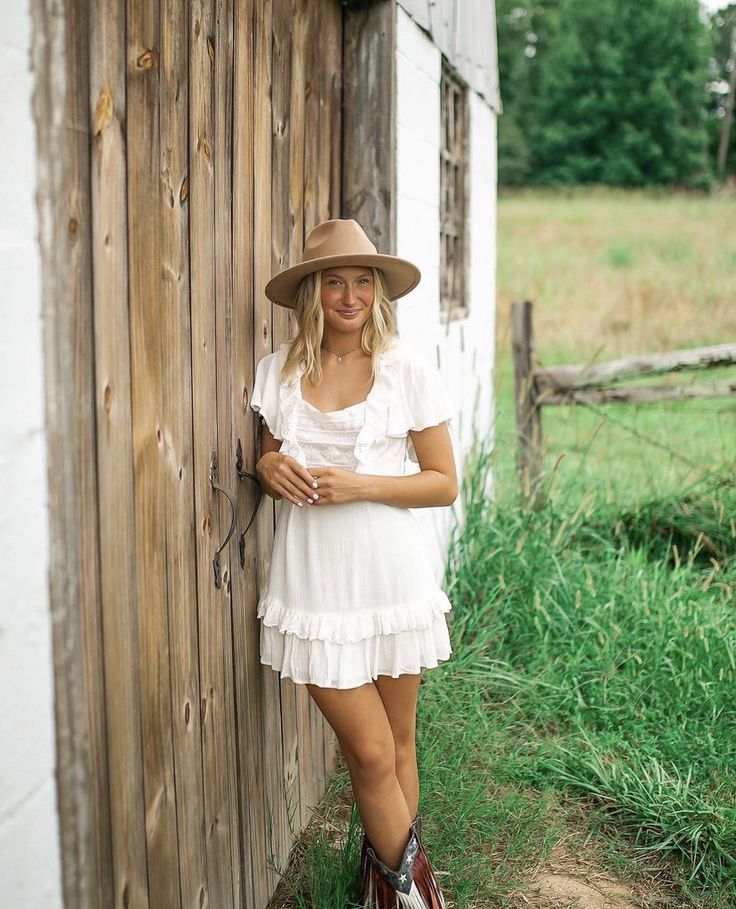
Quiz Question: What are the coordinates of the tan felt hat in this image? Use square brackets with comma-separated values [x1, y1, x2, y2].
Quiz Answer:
[264, 218, 421, 308]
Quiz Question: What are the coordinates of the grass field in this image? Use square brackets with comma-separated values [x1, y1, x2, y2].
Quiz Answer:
[267, 188, 736, 909]
[492, 186, 736, 501]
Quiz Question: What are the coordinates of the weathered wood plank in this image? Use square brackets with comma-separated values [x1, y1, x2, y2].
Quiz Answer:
[86, 0, 127, 900]
[189, 0, 236, 904]
[536, 342, 736, 392]
[160, 0, 210, 905]
[230, 1, 271, 904]
[343, 0, 397, 253]
[327, 0, 343, 222]
[540, 380, 736, 406]
[511, 300, 543, 500]
[288, 0, 323, 833]
[312, 0, 343, 784]
[126, 0, 182, 904]
[211, 1, 246, 902]
[320, 0, 344, 779]
[283, 0, 310, 838]
[35, 0, 118, 904]
[256, 0, 292, 885]
[89, 0, 148, 905]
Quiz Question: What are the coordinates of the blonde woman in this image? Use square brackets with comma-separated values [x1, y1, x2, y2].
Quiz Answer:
[251, 219, 457, 908]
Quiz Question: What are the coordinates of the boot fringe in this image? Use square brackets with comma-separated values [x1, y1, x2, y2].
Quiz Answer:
[358, 817, 446, 909]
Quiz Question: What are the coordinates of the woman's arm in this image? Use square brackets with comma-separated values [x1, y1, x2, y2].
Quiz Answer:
[256, 419, 324, 506]
[255, 420, 284, 500]
[357, 423, 458, 508]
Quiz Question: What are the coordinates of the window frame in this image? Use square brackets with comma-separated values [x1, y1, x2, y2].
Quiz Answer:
[439, 57, 470, 324]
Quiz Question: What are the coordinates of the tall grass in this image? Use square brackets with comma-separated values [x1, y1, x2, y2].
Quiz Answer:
[429, 439, 736, 905]
[270, 446, 736, 907]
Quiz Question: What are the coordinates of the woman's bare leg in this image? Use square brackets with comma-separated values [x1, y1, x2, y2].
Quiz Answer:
[306, 680, 413, 871]
[374, 672, 422, 820]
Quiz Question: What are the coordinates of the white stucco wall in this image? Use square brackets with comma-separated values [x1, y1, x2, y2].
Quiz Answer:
[0, 3, 63, 907]
[395, 5, 497, 581]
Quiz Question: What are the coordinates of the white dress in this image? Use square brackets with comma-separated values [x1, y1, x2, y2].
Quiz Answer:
[252, 338, 454, 690]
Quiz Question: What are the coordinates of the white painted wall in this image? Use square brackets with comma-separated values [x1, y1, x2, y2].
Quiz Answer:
[395, 5, 497, 580]
[0, 3, 63, 907]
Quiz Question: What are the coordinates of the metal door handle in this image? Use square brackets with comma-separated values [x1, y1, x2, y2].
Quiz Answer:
[235, 438, 264, 569]
[209, 450, 237, 589]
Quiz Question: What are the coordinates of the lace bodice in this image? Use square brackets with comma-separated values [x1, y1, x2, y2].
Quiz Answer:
[250, 337, 455, 476]
[296, 397, 367, 470]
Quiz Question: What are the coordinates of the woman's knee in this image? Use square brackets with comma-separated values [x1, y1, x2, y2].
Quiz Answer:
[344, 735, 396, 783]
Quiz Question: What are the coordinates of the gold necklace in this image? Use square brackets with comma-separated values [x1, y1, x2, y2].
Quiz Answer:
[321, 344, 361, 364]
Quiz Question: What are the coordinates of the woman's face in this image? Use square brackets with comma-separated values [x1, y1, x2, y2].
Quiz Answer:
[319, 266, 375, 333]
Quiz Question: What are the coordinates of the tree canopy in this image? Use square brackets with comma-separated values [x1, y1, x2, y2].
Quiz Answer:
[496, 0, 730, 188]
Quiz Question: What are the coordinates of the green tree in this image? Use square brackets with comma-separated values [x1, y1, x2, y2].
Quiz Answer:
[529, 0, 713, 188]
[496, 0, 715, 188]
[496, 1, 555, 185]
[707, 3, 736, 179]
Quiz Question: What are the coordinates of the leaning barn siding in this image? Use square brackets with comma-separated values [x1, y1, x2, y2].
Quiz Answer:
[5, 1, 500, 907]
[27, 1, 344, 906]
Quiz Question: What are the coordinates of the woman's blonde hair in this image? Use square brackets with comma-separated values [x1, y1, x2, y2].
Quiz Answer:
[279, 266, 397, 385]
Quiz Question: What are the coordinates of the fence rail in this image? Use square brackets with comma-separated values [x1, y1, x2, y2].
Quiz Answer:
[511, 299, 736, 501]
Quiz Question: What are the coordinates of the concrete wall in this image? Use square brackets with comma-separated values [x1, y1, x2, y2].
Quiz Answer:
[395, 5, 497, 580]
[0, 3, 63, 907]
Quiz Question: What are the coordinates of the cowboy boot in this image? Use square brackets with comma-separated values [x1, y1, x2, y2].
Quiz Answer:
[360, 817, 447, 908]
[358, 816, 422, 902]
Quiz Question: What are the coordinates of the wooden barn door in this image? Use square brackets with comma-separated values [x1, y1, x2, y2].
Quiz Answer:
[41, 1, 343, 907]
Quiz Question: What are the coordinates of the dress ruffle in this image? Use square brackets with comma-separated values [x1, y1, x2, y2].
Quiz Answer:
[252, 338, 455, 473]
[386, 351, 455, 463]
[257, 585, 452, 643]
[260, 612, 453, 689]
[250, 350, 286, 440]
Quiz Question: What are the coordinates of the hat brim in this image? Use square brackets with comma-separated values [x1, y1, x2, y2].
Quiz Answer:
[264, 253, 421, 308]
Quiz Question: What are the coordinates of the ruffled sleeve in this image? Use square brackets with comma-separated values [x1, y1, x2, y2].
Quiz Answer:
[250, 350, 284, 440]
[386, 346, 455, 464]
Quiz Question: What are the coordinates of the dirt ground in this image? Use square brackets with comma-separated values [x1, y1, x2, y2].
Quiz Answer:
[504, 832, 677, 909]
[267, 774, 683, 909]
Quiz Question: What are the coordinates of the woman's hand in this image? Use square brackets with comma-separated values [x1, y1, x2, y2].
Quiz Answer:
[256, 451, 321, 507]
[306, 465, 368, 506]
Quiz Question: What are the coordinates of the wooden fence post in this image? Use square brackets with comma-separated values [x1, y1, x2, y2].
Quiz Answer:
[512, 300, 543, 502]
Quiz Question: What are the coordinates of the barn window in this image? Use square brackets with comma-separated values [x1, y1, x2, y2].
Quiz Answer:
[440, 58, 469, 322]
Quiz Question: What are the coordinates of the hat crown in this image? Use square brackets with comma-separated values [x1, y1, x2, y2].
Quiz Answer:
[301, 219, 378, 263]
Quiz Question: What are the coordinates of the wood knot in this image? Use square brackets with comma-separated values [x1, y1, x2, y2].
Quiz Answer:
[136, 48, 159, 69]
[94, 83, 113, 136]
[197, 136, 212, 165]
